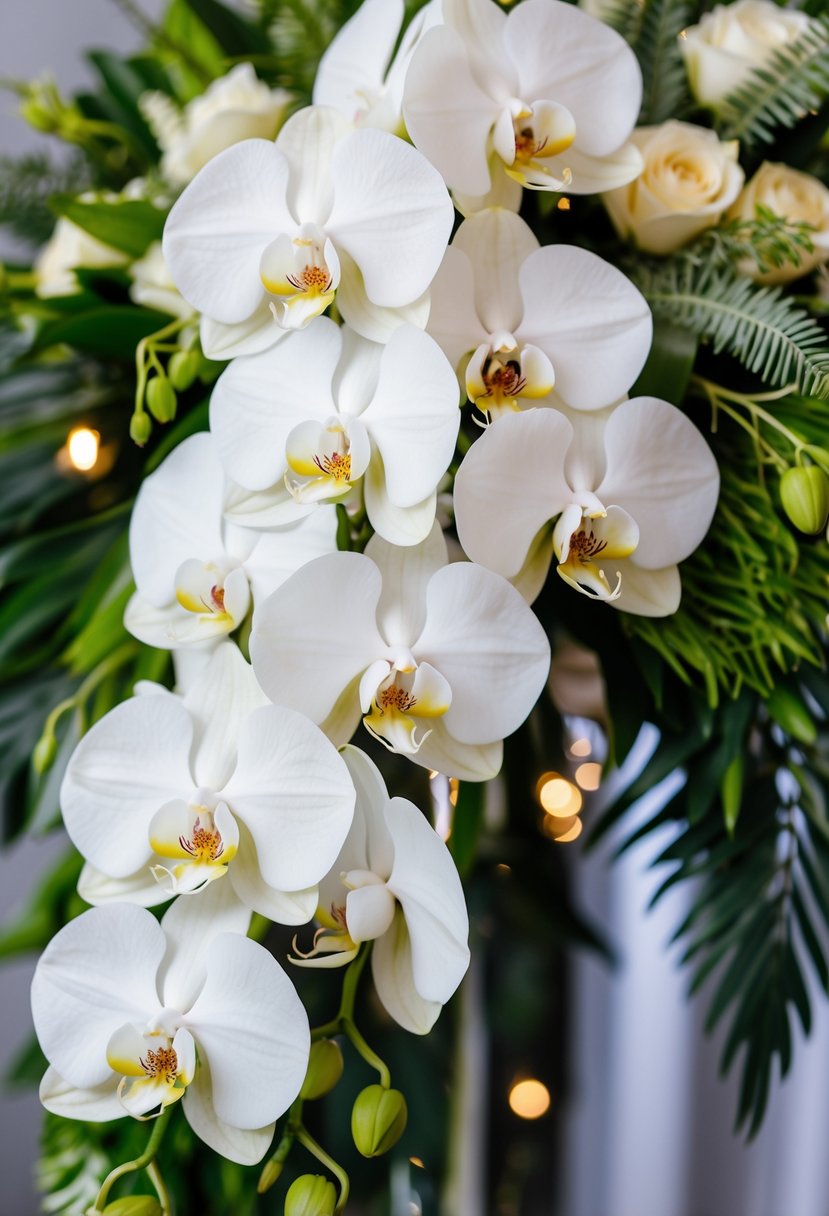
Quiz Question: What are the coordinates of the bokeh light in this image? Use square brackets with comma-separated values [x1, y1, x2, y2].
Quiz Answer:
[537, 772, 583, 818]
[575, 762, 602, 791]
[66, 426, 100, 472]
[508, 1079, 551, 1119]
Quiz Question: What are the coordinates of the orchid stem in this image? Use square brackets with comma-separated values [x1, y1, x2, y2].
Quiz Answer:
[146, 1159, 171, 1215]
[294, 1124, 350, 1212]
[92, 1107, 172, 1211]
[308, 946, 392, 1086]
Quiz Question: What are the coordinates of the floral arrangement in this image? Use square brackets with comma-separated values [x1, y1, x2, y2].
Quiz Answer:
[1, 0, 828, 1211]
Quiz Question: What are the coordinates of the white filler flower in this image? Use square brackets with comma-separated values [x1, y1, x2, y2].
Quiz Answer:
[403, 0, 643, 212]
[250, 522, 550, 780]
[292, 746, 470, 1035]
[454, 402, 720, 615]
[61, 642, 355, 922]
[124, 432, 336, 651]
[210, 317, 459, 545]
[163, 104, 453, 351]
[428, 207, 652, 414]
[32, 883, 310, 1164]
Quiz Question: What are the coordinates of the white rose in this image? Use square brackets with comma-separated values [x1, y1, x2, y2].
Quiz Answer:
[35, 217, 127, 298]
[141, 64, 292, 186]
[681, 0, 813, 110]
[603, 120, 744, 254]
[728, 162, 829, 284]
[128, 241, 196, 318]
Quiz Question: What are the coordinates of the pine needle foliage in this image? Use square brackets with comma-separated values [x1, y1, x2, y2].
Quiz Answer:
[634, 256, 829, 398]
[0, 153, 91, 249]
[632, 0, 696, 123]
[717, 14, 829, 148]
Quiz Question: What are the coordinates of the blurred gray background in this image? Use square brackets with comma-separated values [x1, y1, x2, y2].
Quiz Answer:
[2, 4, 829, 1216]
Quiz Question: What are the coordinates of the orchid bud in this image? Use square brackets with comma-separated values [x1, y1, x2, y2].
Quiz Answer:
[129, 411, 152, 446]
[780, 465, 829, 535]
[284, 1174, 337, 1216]
[168, 350, 201, 392]
[300, 1039, 344, 1100]
[767, 687, 817, 746]
[146, 376, 177, 424]
[351, 1084, 408, 1157]
[101, 1197, 163, 1216]
[32, 730, 57, 775]
[257, 1158, 283, 1194]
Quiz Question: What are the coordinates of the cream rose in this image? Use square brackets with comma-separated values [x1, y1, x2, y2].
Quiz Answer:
[681, 0, 813, 110]
[141, 64, 292, 187]
[35, 217, 127, 298]
[603, 121, 744, 255]
[728, 162, 829, 284]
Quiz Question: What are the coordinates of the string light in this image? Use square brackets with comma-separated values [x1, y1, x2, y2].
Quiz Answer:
[536, 772, 582, 818]
[570, 737, 592, 757]
[508, 1079, 551, 1119]
[541, 813, 583, 843]
[66, 426, 100, 472]
[575, 762, 602, 791]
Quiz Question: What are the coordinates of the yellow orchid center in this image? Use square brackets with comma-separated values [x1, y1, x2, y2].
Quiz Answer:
[179, 814, 226, 863]
[149, 799, 239, 896]
[141, 1044, 179, 1084]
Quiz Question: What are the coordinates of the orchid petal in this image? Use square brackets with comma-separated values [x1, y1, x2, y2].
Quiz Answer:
[313, 0, 404, 118]
[186, 933, 310, 1129]
[385, 796, 469, 1004]
[366, 523, 448, 648]
[364, 454, 437, 546]
[426, 246, 486, 372]
[453, 166, 523, 219]
[276, 105, 352, 226]
[184, 1058, 275, 1164]
[338, 745, 395, 878]
[543, 140, 644, 194]
[223, 704, 355, 891]
[250, 552, 384, 723]
[453, 209, 538, 337]
[31, 904, 165, 1089]
[335, 250, 431, 342]
[415, 561, 550, 744]
[158, 878, 252, 1012]
[345, 882, 397, 942]
[613, 561, 682, 617]
[60, 692, 193, 878]
[454, 408, 573, 578]
[372, 908, 441, 1034]
[78, 861, 165, 908]
[163, 139, 293, 323]
[40, 1068, 122, 1121]
[229, 821, 318, 924]
[410, 720, 503, 781]
[243, 510, 338, 604]
[200, 301, 286, 362]
[518, 245, 652, 410]
[182, 642, 268, 792]
[328, 127, 454, 307]
[334, 325, 383, 417]
[596, 397, 720, 568]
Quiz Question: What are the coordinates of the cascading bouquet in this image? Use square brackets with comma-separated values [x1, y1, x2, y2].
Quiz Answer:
[1, 0, 829, 1210]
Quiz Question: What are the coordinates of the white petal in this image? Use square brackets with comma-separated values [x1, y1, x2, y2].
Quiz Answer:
[328, 127, 454, 306]
[182, 642, 267, 792]
[211, 319, 341, 492]
[186, 934, 310, 1128]
[244, 510, 338, 604]
[31, 905, 164, 1089]
[415, 561, 550, 744]
[408, 719, 503, 781]
[453, 208, 538, 336]
[364, 455, 437, 546]
[200, 302, 287, 361]
[454, 408, 573, 578]
[426, 246, 486, 372]
[346, 882, 397, 941]
[78, 860, 164, 908]
[596, 397, 720, 568]
[504, 0, 641, 157]
[40, 1067, 122, 1121]
[517, 245, 652, 410]
[185, 1058, 275, 1164]
[60, 692, 193, 878]
[366, 522, 447, 647]
[334, 324, 383, 417]
[553, 140, 643, 194]
[130, 433, 225, 607]
[372, 908, 441, 1034]
[385, 797, 469, 1003]
[613, 561, 682, 617]
[403, 26, 501, 197]
[125, 593, 231, 651]
[250, 552, 384, 722]
[336, 250, 431, 342]
[158, 878, 252, 1012]
[313, 0, 404, 117]
[452, 164, 524, 218]
[163, 139, 293, 323]
[337, 745, 395, 878]
[276, 105, 352, 226]
[230, 821, 318, 923]
[223, 704, 356, 891]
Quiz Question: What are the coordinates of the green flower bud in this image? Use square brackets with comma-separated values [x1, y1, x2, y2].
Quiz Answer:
[20, 99, 59, 133]
[284, 1174, 337, 1216]
[257, 1157, 283, 1194]
[168, 350, 201, 392]
[145, 375, 177, 424]
[300, 1039, 344, 1101]
[351, 1085, 408, 1158]
[767, 686, 817, 746]
[32, 731, 57, 776]
[101, 1197, 163, 1216]
[129, 412, 153, 446]
[780, 465, 829, 535]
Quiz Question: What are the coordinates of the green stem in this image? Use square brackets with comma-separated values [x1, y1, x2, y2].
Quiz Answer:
[146, 1159, 171, 1215]
[135, 318, 186, 414]
[39, 640, 137, 750]
[308, 946, 392, 1086]
[93, 1108, 172, 1211]
[294, 1125, 350, 1212]
[342, 1017, 391, 1089]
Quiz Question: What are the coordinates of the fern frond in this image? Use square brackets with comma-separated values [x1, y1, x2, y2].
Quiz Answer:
[603, 0, 647, 44]
[633, 0, 695, 123]
[717, 15, 829, 148]
[636, 259, 829, 397]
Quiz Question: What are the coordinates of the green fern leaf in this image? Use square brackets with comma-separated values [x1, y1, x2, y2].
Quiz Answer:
[633, 0, 696, 123]
[717, 15, 829, 148]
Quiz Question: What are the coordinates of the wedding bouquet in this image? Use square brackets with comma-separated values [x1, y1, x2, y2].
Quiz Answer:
[1, 0, 828, 1211]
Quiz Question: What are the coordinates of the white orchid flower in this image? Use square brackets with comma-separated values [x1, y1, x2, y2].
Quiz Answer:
[291, 747, 470, 1035]
[453, 402, 720, 615]
[61, 642, 355, 922]
[32, 882, 310, 1164]
[210, 318, 459, 546]
[402, 0, 643, 214]
[313, 0, 440, 134]
[124, 432, 336, 652]
[427, 207, 652, 415]
[250, 523, 550, 780]
[163, 104, 453, 351]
